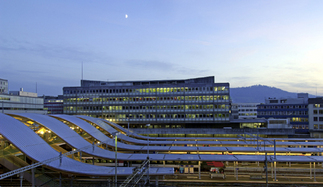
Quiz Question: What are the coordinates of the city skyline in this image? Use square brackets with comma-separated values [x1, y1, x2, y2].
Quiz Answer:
[1, 0, 323, 96]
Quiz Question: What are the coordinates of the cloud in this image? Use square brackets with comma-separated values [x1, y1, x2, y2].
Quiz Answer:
[0, 37, 116, 65]
[161, 37, 211, 46]
[124, 60, 174, 70]
[176, 67, 209, 76]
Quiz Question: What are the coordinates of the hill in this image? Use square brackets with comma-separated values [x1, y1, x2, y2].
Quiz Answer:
[230, 85, 316, 103]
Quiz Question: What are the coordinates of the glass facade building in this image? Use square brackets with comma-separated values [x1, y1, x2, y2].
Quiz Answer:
[63, 76, 230, 128]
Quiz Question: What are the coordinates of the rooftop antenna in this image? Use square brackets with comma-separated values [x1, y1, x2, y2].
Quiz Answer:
[36, 82, 37, 94]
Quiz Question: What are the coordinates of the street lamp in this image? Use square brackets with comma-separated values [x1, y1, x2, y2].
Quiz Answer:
[112, 132, 120, 187]
[146, 124, 150, 184]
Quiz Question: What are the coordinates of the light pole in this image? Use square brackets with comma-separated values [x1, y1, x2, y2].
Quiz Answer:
[146, 124, 150, 184]
[127, 117, 129, 134]
[112, 132, 120, 187]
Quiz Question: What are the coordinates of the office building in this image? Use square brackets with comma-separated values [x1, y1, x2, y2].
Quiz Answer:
[44, 95, 64, 114]
[257, 93, 309, 131]
[63, 76, 230, 128]
[0, 79, 8, 94]
[0, 88, 45, 114]
[308, 97, 323, 138]
[231, 103, 259, 119]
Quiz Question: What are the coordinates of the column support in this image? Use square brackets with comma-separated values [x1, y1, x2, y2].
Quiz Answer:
[313, 162, 316, 182]
[234, 161, 236, 178]
[271, 162, 273, 178]
[310, 162, 312, 179]
[59, 173, 62, 187]
[198, 161, 201, 179]
[32, 161, 35, 187]
[163, 161, 165, 179]
[274, 161, 277, 181]
[236, 161, 239, 180]
[20, 173, 23, 187]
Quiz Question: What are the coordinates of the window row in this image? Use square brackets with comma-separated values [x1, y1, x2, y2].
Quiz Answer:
[100, 113, 230, 119]
[258, 111, 308, 115]
[291, 117, 308, 122]
[313, 124, 323, 129]
[65, 95, 230, 103]
[258, 105, 307, 109]
[239, 109, 257, 112]
[313, 110, 323, 114]
[64, 86, 228, 94]
[313, 117, 323, 122]
[64, 104, 229, 111]
[239, 113, 257, 116]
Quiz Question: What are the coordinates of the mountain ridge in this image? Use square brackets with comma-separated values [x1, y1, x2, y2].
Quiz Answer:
[230, 85, 317, 103]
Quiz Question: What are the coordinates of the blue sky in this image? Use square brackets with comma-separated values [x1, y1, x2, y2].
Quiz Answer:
[1, 0, 323, 96]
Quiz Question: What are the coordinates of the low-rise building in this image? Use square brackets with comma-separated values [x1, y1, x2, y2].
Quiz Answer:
[0, 88, 45, 114]
[257, 93, 309, 132]
[44, 95, 64, 114]
[231, 103, 259, 119]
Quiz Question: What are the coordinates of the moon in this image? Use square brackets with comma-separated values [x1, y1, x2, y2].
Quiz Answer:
[125, 14, 128, 18]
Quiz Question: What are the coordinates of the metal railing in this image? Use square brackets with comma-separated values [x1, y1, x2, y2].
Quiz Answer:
[120, 159, 150, 187]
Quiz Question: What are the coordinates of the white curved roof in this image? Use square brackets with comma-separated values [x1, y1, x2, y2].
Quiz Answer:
[0, 113, 173, 176]
[76, 116, 323, 153]
[3, 113, 323, 163]
[103, 118, 323, 144]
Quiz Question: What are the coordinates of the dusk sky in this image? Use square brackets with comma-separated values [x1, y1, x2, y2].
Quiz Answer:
[1, 1, 323, 96]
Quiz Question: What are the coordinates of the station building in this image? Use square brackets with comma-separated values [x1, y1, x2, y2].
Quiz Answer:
[63, 76, 231, 128]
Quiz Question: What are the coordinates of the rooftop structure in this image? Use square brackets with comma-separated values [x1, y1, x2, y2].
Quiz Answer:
[9, 88, 38, 97]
